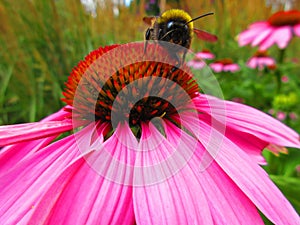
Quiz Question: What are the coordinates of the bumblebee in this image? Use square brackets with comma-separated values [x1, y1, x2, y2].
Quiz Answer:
[143, 9, 217, 67]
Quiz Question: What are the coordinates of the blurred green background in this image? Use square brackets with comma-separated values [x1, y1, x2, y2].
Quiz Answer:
[0, 0, 299, 223]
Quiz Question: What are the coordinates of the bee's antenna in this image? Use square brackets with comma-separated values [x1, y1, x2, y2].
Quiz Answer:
[160, 29, 178, 40]
[185, 12, 214, 25]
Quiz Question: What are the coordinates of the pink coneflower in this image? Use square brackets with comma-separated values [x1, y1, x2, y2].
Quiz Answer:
[187, 49, 215, 69]
[247, 50, 276, 70]
[231, 97, 245, 104]
[187, 56, 206, 69]
[195, 49, 215, 60]
[276, 111, 287, 121]
[269, 108, 275, 115]
[238, 10, 300, 50]
[296, 165, 300, 176]
[289, 112, 298, 120]
[0, 43, 300, 225]
[210, 58, 240, 73]
[281, 75, 289, 82]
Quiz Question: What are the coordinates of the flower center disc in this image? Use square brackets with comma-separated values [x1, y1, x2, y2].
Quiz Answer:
[268, 10, 300, 26]
[62, 42, 199, 137]
[254, 50, 269, 57]
[215, 58, 233, 65]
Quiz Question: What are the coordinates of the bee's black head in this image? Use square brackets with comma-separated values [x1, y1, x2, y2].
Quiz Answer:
[159, 19, 190, 45]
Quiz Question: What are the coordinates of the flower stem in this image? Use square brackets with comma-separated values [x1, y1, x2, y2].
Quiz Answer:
[278, 49, 285, 63]
[275, 70, 281, 93]
[275, 49, 285, 93]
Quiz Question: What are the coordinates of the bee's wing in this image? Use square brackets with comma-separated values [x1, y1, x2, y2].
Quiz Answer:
[143, 16, 156, 25]
[193, 29, 218, 42]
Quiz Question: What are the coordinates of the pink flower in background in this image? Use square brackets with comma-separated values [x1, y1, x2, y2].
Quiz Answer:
[238, 10, 300, 50]
[210, 58, 240, 73]
[296, 165, 300, 176]
[0, 43, 299, 225]
[269, 109, 275, 115]
[187, 49, 215, 69]
[187, 57, 206, 69]
[281, 75, 289, 83]
[276, 111, 287, 121]
[289, 112, 298, 120]
[270, 110, 297, 121]
[247, 50, 276, 70]
[195, 49, 215, 60]
[231, 97, 245, 103]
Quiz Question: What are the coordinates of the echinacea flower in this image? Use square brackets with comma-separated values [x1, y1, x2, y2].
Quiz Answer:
[246, 50, 276, 70]
[289, 112, 298, 120]
[231, 97, 245, 103]
[195, 49, 215, 60]
[238, 10, 300, 50]
[277, 111, 287, 121]
[296, 165, 300, 176]
[0, 42, 300, 225]
[281, 75, 289, 82]
[210, 58, 240, 73]
[187, 49, 215, 69]
[187, 56, 206, 69]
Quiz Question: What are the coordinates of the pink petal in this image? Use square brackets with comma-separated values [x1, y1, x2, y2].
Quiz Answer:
[187, 60, 206, 69]
[132, 121, 197, 186]
[294, 24, 300, 37]
[199, 161, 264, 224]
[273, 26, 293, 49]
[247, 57, 275, 70]
[193, 61, 206, 69]
[196, 52, 215, 59]
[164, 121, 264, 224]
[260, 26, 292, 50]
[42, 105, 72, 121]
[0, 111, 73, 146]
[176, 104, 267, 165]
[133, 122, 214, 224]
[258, 31, 276, 50]
[28, 155, 134, 225]
[0, 134, 81, 224]
[187, 60, 196, 67]
[134, 121, 264, 224]
[224, 126, 268, 164]
[25, 122, 137, 224]
[224, 64, 240, 72]
[248, 21, 270, 29]
[172, 108, 299, 224]
[247, 57, 258, 69]
[199, 121, 299, 224]
[238, 22, 269, 46]
[0, 107, 73, 172]
[209, 63, 223, 72]
[251, 27, 273, 46]
[134, 171, 213, 225]
[0, 136, 56, 172]
[81, 122, 137, 186]
[259, 57, 276, 66]
[0, 122, 112, 224]
[194, 95, 300, 148]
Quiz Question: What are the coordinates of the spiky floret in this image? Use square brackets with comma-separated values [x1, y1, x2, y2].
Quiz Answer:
[62, 43, 200, 136]
[268, 10, 300, 26]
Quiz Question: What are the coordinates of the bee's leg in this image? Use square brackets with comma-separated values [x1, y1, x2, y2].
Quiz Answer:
[171, 54, 181, 72]
[171, 49, 188, 73]
[181, 49, 188, 65]
[144, 28, 151, 55]
[143, 41, 148, 55]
